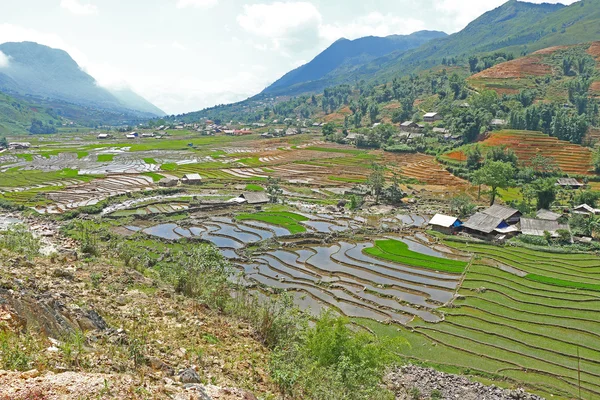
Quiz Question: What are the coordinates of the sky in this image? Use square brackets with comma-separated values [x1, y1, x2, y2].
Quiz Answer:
[0, 0, 579, 115]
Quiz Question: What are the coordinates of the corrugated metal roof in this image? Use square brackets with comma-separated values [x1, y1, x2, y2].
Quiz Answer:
[463, 212, 504, 234]
[240, 192, 269, 204]
[183, 173, 202, 180]
[482, 204, 520, 221]
[521, 218, 569, 237]
[557, 178, 583, 186]
[428, 214, 460, 228]
[536, 209, 562, 221]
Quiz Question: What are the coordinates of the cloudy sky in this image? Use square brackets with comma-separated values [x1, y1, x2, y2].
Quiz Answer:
[0, 0, 578, 115]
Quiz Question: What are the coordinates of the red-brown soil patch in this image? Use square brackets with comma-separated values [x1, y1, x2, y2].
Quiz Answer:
[481, 130, 593, 175]
[382, 153, 469, 188]
[323, 106, 352, 123]
[471, 55, 551, 79]
[587, 41, 600, 60]
[533, 45, 570, 55]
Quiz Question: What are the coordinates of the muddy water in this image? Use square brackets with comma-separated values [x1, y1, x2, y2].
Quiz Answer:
[303, 220, 348, 233]
[397, 237, 446, 258]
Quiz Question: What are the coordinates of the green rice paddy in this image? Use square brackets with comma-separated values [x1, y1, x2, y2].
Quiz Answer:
[236, 211, 309, 234]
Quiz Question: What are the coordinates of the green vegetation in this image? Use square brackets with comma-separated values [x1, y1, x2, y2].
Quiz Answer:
[244, 184, 264, 192]
[236, 211, 309, 234]
[143, 158, 157, 164]
[0, 168, 95, 189]
[142, 172, 165, 182]
[0, 224, 41, 259]
[364, 239, 467, 274]
[97, 154, 114, 162]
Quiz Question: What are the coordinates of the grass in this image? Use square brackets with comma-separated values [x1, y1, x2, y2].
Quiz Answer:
[97, 154, 114, 162]
[364, 239, 467, 274]
[0, 168, 97, 189]
[244, 184, 264, 192]
[143, 158, 157, 164]
[236, 211, 309, 234]
[142, 172, 165, 182]
[357, 239, 600, 400]
[328, 176, 366, 184]
[15, 154, 33, 161]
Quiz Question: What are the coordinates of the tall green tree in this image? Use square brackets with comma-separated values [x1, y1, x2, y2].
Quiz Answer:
[367, 163, 386, 204]
[473, 160, 515, 205]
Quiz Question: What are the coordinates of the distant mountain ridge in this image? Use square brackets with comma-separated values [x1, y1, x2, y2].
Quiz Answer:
[261, 31, 448, 97]
[254, 0, 600, 98]
[0, 41, 165, 120]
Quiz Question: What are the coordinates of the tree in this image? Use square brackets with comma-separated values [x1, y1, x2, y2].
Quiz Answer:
[368, 103, 380, 123]
[532, 179, 557, 210]
[530, 153, 559, 177]
[473, 160, 515, 205]
[383, 175, 405, 205]
[266, 177, 283, 204]
[450, 195, 476, 219]
[486, 146, 518, 168]
[0, 136, 7, 149]
[367, 163, 386, 204]
[321, 123, 336, 137]
[465, 146, 482, 170]
[574, 190, 600, 208]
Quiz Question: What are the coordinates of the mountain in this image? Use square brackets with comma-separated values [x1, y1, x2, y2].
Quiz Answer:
[0, 42, 165, 120]
[0, 91, 60, 136]
[261, 31, 448, 96]
[108, 87, 165, 117]
[256, 0, 600, 98]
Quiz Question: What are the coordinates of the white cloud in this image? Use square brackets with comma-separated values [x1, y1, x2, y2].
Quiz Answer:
[320, 12, 426, 42]
[171, 41, 187, 51]
[237, 2, 322, 53]
[60, 0, 98, 16]
[173, 0, 218, 9]
[0, 51, 9, 68]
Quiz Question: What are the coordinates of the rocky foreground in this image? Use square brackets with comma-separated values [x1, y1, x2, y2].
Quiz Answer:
[386, 365, 545, 400]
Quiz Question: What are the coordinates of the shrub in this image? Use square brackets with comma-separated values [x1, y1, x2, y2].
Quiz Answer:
[270, 312, 399, 400]
[0, 224, 40, 258]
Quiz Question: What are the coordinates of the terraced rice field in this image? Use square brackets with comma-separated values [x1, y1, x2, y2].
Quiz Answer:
[395, 242, 600, 399]
[35, 175, 154, 214]
[385, 153, 469, 188]
[443, 130, 593, 175]
[241, 240, 462, 324]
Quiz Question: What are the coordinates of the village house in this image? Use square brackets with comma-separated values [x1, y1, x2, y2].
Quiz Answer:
[181, 173, 202, 185]
[573, 204, 600, 216]
[536, 209, 562, 222]
[490, 119, 507, 127]
[556, 178, 584, 190]
[238, 192, 269, 205]
[400, 121, 422, 132]
[432, 127, 450, 135]
[9, 142, 31, 150]
[343, 132, 361, 144]
[428, 214, 462, 235]
[97, 133, 109, 139]
[520, 218, 570, 239]
[462, 204, 521, 239]
[423, 112, 442, 123]
[158, 177, 179, 188]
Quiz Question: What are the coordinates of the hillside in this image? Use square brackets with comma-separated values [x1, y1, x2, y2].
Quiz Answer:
[443, 130, 594, 175]
[261, 31, 447, 97]
[250, 0, 600, 99]
[469, 41, 600, 100]
[0, 91, 60, 135]
[0, 42, 164, 121]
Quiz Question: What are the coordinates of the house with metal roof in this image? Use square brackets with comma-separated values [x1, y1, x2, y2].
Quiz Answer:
[573, 204, 600, 216]
[520, 218, 570, 238]
[536, 209, 562, 221]
[423, 112, 442, 122]
[158, 177, 179, 188]
[481, 204, 522, 225]
[428, 214, 462, 235]
[556, 178, 584, 189]
[181, 173, 202, 185]
[239, 192, 269, 205]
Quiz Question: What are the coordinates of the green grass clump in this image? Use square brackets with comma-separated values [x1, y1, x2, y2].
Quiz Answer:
[143, 158, 157, 164]
[236, 211, 308, 234]
[77, 152, 88, 159]
[364, 239, 467, 274]
[328, 176, 366, 183]
[526, 274, 600, 292]
[15, 154, 33, 161]
[244, 184, 264, 192]
[97, 154, 114, 162]
[161, 163, 177, 171]
[142, 172, 165, 182]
